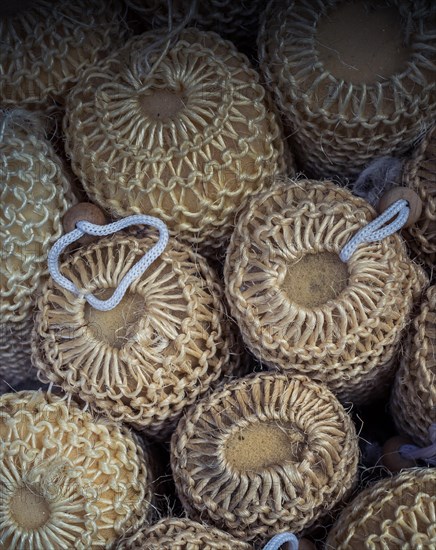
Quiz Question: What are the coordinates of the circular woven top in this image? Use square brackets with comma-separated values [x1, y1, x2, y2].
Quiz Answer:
[0, 110, 74, 323]
[117, 517, 251, 550]
[224, 179, 427, 404]
[171, 372, 359, 542]
[326, 468, 436, 549]
[391, 285, 436, 447]
[0, 0, 128, 110]
[258, 0, 436, 179]
[32, 232, 241, 438]
[0, 390, 152, 549]
[64, 28, 286, 250]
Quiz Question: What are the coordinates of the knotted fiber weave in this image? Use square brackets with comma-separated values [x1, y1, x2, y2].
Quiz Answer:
[0, 0, 129, 110]
[32, 232, 242, 438]
[391, 285, 436, 447]
[325, 468, 436, 549]
[171, 372, 359, 542]
[64, 28, 288, 251]
[0, 316, 35, 393]
[225, 179, 427, 405]
[258, 0, 436, 180]
[117, 517, 251, 550]
[0, 390, 153, 550]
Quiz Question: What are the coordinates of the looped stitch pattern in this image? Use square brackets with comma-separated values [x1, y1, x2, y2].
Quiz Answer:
[48, 214, 169, 311]
[262, 532, 299, 550]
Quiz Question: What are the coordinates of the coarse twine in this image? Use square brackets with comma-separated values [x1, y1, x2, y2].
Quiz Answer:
[0, 390, 153, 550]
[32, 231, 243, 439]
[171, 372, 359, 543]
[258, 0, 436, 180]
[117, 517, 251, 550]
[0, 0, 129, 110]
[224, 179, 428, 405]
[63, 28, 288, 252]
[325, 468, 436, 549]
[391, 285, 436, 448]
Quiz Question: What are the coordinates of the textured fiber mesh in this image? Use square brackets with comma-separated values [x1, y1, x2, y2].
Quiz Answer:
[171, 372, 359, 542]
[117, 517, 251, 550]
[258, 0, 436, 180]
[391, 285, 436, 447]
[0, 390, 153, 550]
[326, 469, 436, 549]
[32, 232, 243, 438]
[0, 0, 129, 110]
[225, 179, 427, 405]
[64, 28, 288, 251]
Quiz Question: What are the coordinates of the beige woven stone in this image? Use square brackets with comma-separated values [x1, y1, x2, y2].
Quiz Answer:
[0, 0, 129, 110]
[32, 232, 243, 438]
[225, 179, 427, 405]
[117, 517, 252, 550]
[0, 390, 153, 549]
[64, 28, 288, 251]
[326, 468, 436, 549]
[258, 0, 436, 180]
[391, 285, 436, 448]
[171, 372, 359, 542]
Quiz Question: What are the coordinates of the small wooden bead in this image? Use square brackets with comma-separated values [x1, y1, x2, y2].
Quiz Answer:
[63, 203, 107, 245]
[377, 187, 423, 228]
[299, 538, 316, 550]
[381, 435, 416, 473]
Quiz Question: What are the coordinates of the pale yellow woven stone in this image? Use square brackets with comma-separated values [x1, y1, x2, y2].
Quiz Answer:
[32, 232, 243, 438]
[0, 0, 129, 110]
[258, 0, 436, 180]
[391, 285, 436, 447]
[117, 517, 252, 550]
[64, 28, 288, 251]
[326, 468, 436, 549]
[225, 178, 427, 405]
[0, 390, 153, 550]
[171, 372, 359, 543]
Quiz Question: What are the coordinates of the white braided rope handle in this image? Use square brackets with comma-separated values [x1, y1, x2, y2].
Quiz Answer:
[340, 199, 410, 262]
[48, 215, 169, 311]
[262, 533, 299, 550]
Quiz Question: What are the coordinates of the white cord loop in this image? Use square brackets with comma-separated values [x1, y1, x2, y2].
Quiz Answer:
[48, 214, 169, 311]
[340, 199, 410, 262]
[262, 533, 299, 550]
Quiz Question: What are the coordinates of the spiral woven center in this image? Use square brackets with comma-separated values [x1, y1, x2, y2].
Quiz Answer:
[10, 486, 50, 530]
[316, 1, 410, 84]
[138, 90, 185, 120]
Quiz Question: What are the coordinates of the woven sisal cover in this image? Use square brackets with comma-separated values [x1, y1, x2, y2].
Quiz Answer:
[326, 468, 436, 549]
[0, 390, 153, 549]
[0, 0, 129, 110]
[402, 124, 436, 269]
[171, 372, 359, 542]
[117, 517, 252, 550]
[32, 232, 242, 438]
[391, 285, 436, 448]
[64, 28, 287, 251]
[225, 179, 427, 405]
[258, 0, 436, 180]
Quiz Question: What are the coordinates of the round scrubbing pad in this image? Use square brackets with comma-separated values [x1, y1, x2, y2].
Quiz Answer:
[0, 390, 153, 549]
[258, 0, 436, 180]
[64, 28, 287, 251]
[225, 179, 427, 405]
[171, 372, 359, 542]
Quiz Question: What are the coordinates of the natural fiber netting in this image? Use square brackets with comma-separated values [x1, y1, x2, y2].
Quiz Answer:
[391, 285, 436, 447]
[0, 390, 153, 550]
[117, 517, 252, 550]
[325, 468, 436, 549]
[0, 109, 75, 324]
[32, 232, 242, 438]
[64, 28, 288, 251]
[0, 0, 129, 110]
[258, 0, 436, 180]
[225, 179, 428, 405]
[402, 124, 436, 269]
[171, 372, 359, 542]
